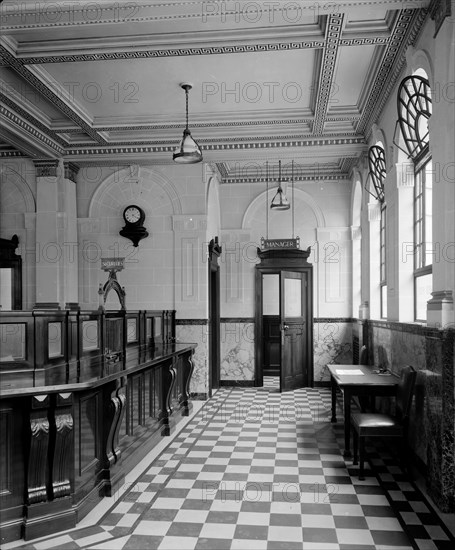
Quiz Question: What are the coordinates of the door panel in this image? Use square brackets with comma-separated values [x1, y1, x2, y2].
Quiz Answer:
[280, 271, 306, 392]
[263, 316, 280, 376]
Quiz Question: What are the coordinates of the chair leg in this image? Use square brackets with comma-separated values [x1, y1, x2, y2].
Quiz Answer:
[399, 438, 412, 479]
[359, 436, 365, 480]
[353, 430, 358, 465]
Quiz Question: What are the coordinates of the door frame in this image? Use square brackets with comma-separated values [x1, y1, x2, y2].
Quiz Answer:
[208, 238, 222, 396]
[254, 247, 313, 389]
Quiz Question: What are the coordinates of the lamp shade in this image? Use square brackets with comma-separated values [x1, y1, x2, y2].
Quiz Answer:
[173, 83, 203, 164]
[270, 186, 290, 210]
[270, 160, 290, 210]
[173, 129, 203, 163]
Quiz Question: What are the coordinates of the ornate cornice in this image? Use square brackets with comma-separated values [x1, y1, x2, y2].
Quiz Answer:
[64, 161, 80, 183]
[357, 8, 429, 138]
[429, 0, 452, 36]
[33, 159, 59, 178]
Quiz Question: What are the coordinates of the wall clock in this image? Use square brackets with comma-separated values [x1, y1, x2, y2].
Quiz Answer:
[119, 205, 149, 247]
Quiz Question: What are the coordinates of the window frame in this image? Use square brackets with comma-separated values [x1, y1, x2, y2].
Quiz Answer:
[379, 202, 387, 319]
[397, 74, 433, 323]
[413, 151, 433, 322]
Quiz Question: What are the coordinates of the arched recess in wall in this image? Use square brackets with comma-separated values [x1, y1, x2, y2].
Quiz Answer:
[366, 139, 387, 320]
[0, 166, 36, 217]
[206, 175, 221, 240]
[351, 169, 363, 227]
[0, 166, 36, 309]
[85, 166, 183, 310]
[405, 47, 434, 90]
[351, 172, 363, 317]
[89, 166, 183, 219]
[243, 187, 325, 232]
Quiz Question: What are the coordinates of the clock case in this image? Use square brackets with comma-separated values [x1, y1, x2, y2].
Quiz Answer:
[119, 205, 149, 247]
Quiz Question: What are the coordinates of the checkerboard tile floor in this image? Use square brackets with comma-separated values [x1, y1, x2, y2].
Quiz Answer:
[9, 382, 454, 550]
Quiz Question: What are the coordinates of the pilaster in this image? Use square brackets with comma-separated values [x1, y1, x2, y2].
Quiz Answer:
[33, 159, 79, 310]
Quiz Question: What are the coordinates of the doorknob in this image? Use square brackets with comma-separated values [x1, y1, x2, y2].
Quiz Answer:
[282, 324, 289, 330]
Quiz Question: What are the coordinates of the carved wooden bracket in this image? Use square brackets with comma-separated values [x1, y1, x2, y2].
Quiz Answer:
[160, 360, 176, 436]
[27, 395, 50, 505]
[179, 352, 194, 417]
[106, 384, 127, 466]
[52, 393, 73, 500]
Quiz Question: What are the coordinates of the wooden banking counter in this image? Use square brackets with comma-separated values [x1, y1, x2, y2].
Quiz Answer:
[0, 309, 196, 543]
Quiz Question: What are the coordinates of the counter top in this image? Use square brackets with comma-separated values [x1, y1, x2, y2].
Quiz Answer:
[0, 342, 197, 398]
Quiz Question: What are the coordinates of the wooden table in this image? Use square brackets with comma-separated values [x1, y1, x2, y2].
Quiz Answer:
[327, 364, 399, 457]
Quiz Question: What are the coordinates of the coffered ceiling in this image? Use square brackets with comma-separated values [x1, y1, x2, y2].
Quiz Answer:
[0, 0, 431, 183]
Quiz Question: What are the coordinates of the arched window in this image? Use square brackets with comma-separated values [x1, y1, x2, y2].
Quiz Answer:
[395, 74, 433, 321]
[367, 144, 387, 318]
[367, 145, 386, 203]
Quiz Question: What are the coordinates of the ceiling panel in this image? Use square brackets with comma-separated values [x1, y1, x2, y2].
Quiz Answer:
[0, 1, 431, 180]
[329, 45, 377, 109]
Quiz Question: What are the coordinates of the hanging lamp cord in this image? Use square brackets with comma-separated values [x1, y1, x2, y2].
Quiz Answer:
[185, 88, 189, 130]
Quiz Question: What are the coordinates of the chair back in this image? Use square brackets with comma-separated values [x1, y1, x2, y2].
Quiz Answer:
[396, 365, 417, 422]
[359, 345, 368, 365]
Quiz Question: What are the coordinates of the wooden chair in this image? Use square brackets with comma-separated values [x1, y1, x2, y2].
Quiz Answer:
[351, 365, 417, 480]
[356, 345, 370, 412]
[359, 345, 368, 366]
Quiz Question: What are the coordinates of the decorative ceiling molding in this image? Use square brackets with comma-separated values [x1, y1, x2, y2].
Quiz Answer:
[0, 46, 106, 145]
[210, 157, 360, 184]
[312, 13, 345, 135]
[63, 136, 366, 156]
[0, 2, 431, 171]
[0, 104, 65, 156]
[6, 37, 399, 65]
[0, 92, 69, 148]
[0, 0, 430, 29]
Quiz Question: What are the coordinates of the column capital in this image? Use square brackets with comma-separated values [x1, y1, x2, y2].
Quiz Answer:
[351, 225, 361, 241]
[368, 202, 381, 222]
[427, 290, 454, 329]
[33, 159, 59, 178]
[395, 161, 415, 188]
[64, 162, 80, 184]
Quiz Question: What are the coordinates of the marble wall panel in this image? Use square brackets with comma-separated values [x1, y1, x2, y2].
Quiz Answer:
[368, 322, 454, 512]
[314, 321, 353, 383]
[176, 323, 208, 397]
[220, 322, 255, 381]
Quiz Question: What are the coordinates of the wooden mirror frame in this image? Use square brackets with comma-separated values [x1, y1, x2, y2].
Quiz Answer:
[0, 234, 22, 310]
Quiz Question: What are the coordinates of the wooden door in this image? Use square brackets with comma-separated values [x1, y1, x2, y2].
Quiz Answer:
[280, 271, 307, 391]
[208, 238, 221, 396]
[254, 247, 313, 390]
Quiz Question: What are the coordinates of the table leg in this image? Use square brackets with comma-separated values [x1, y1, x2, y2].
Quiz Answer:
[343, 390, 352, 458]
[330, 375, 337, 423]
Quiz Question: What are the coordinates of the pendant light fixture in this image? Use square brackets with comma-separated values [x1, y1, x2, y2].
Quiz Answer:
[173, 83, 203, 164]
[270, 160, 290, 210]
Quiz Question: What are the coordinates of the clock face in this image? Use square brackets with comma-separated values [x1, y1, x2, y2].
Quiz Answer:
[124, 205, 142, 224]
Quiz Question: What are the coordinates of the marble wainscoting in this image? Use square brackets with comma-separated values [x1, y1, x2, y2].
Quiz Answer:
[314, 319, 354, 385]
[176, 321, 208, 398]
[220, 319, 255, 385]
[367, 321, 454, 513]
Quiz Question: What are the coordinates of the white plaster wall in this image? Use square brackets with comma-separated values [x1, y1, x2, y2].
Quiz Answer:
[77, 164, 206, 311]
[219, 180, 352, 318]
